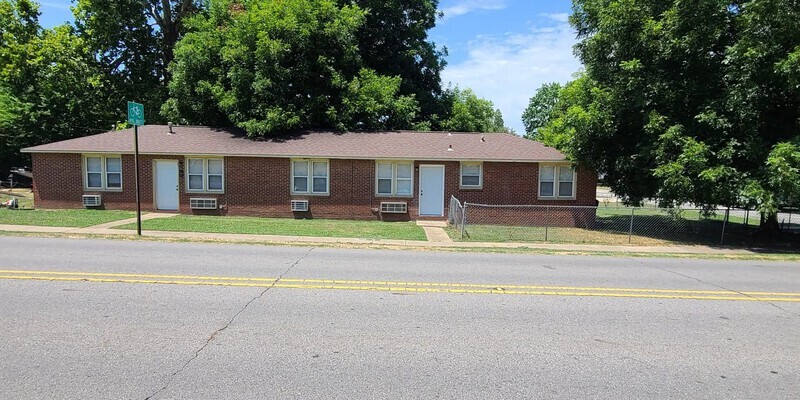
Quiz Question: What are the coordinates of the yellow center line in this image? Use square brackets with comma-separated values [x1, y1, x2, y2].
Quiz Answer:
[276, 278, 800, 297]
[0, 269, 799, 302]
[0, 269, 280, 282]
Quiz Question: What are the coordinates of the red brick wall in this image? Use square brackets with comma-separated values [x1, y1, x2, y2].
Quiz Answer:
[30, 154, 597, 221]
[33, 154, 184, 212]
[224, 157, 380, 219]
[446, 162, 597, 226]
[448, 162, 596, 206]
[32, 153, 83, 209]
[464, 206, 598, 227]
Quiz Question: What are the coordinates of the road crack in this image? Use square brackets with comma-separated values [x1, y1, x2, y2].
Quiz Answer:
[144, 247, 314, 400]
[648, 263, 799, 317]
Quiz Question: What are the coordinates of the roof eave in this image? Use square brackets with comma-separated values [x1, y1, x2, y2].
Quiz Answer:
[23, 148, 566, 163]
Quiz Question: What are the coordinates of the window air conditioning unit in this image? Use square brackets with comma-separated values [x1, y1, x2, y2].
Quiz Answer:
[380, 202, 407, 214]
[190, 198, 218, 210]
[82, 195, 102, 207]
[291, 200, 309, 212]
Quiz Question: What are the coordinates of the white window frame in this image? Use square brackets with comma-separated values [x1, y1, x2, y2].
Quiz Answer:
[83, 154, 123, 191]
[538, 164, 576, 200]
[375, 161, 414, 197]
[185, 157, 225, 193]
[460, 162, 483, 189]
[291, 159, 329, 195]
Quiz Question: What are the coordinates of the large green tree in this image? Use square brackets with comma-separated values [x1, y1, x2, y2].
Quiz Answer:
[528, 75, 612, 153]
[0, 86, 24, 170]
[343, 0, 447, 125]
[440, 87, 511, 133]
[163, 0, 419, 136]
[0, 0, 116, 172]
[522, 82, 562, 139]
[73, 0, 203, 121]
[547, 0, 800, 228]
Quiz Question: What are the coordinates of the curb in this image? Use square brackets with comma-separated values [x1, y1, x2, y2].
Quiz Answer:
[0, 224, 761, 256]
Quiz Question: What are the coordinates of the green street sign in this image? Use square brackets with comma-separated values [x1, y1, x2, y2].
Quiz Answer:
[127, 101, 145, 126]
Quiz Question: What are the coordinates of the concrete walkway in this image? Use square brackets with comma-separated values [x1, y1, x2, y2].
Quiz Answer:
[416, 220, 453, 243]
[81, 213, 178, 230]
[0, 221, 766, 255]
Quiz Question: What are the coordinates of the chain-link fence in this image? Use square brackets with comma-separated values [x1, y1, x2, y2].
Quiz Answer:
[448, 196, 798, 245]
[447, 195, 466, 238]
[778, 208, 799, 232]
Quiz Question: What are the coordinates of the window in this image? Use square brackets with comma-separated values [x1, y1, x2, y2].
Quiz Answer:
[460, 163, 482, 188]
[186, 158, 224, 192]
[558, 166, 574, 197]
[376, 161, 413, 196]
[539, 165, 575, 199]
[539, 166, 555, 197]
[187, 159, 204, 191]
[207, 159, 223, 191]
[86, 157, 102, 189]
[106, 158, 122, 189]
[292, 160, 329, 194]
[84, 155, 122, 190]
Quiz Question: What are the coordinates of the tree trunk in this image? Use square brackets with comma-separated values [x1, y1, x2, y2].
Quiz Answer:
[151, 0, 195, 82]
[759, 212, 780, 236]
[162, 25, 179, 73]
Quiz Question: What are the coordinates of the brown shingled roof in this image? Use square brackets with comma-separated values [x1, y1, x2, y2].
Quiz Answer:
[21, 125, 566, 162]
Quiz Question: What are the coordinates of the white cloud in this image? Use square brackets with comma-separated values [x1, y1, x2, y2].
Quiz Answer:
[441, 20, 581, 134]
[541, 13, 570, 23]
[440, 0, 507, 21]
[40, 1, 72, 10]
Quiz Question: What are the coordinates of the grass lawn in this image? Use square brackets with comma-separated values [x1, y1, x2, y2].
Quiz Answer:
[0, 189, 136, 228]
[114, 215, 428, 241]
[448, 205, 770, 245]
[0, 189, 34, 209]
[597, 205, 761, 227]
[447, 225, 672, 245]
[0, 208, 136, 227]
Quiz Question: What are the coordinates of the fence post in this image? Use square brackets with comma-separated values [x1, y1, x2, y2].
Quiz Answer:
[790, 209, 794, 230]
[744, 208, 749, 226]
[460, 202, 467, 240]
[720, 207, 729, 245]
[628, 207, 635, 244]
[544, 206, 549, 242]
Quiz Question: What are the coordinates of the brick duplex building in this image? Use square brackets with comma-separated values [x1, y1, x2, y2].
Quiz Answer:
[22, 125, 597, 221]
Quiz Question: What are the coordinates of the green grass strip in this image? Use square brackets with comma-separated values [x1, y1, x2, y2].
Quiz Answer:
[0, 209, 136, 228]
[114, 214, 427, 241]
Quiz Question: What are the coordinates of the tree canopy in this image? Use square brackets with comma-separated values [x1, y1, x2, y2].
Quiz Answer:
[163, 0, 422, 135]
[528, 0, 800, 227]
[164, 0, 502, 136]
[0, 0, 117, 171]
[73, 0, 202, 121]
[343, 0, 447, 123]
[0, 0, 508, 171]
[440, 87, 511, 133]
[522, 82, 561, 139]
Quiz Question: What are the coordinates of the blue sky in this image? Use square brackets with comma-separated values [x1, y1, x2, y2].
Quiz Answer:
[36, 0, 582, 134]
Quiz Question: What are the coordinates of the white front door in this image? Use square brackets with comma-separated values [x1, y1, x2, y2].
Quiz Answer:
[419, 165, 445, 216]
[155, 160, 179, 211]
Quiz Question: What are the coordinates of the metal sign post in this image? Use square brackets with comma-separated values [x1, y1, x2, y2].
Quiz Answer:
[127, 101, 145, 236]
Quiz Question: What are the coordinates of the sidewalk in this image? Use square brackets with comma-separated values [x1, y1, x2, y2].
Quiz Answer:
[0, 218, 763, 256]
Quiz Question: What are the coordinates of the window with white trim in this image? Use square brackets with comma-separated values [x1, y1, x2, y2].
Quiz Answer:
[376, 161, 413, 196]
[460, 162, 482, 188]
[84, 155, 122, 190]
[292, 160, 329, 194]
[539, 165, 575, 198]
[186, 158, 224, 192]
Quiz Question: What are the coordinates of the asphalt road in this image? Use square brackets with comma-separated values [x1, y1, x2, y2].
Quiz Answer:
[0, 236, 798, 399]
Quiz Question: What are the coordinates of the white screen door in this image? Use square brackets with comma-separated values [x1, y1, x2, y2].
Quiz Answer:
[419, 165, 445, 216]
[155, 160, 179, 210]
